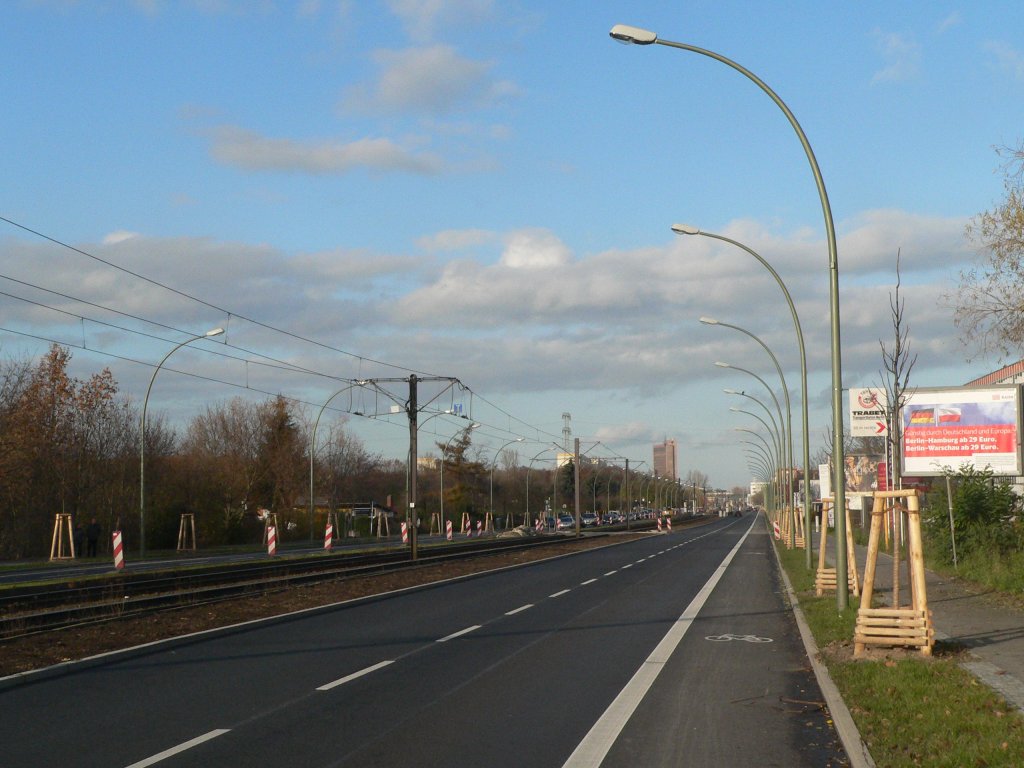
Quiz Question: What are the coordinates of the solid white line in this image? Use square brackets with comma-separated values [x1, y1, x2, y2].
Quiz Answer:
[317, 660, 394, 691]
[581, 578, 598, 585]
[561, 517, 756, 768]
[125, 729, 231, 768]
[437, 625, 481, 643]
[550, 589, 571, 597]
[505, 604, 534, 616]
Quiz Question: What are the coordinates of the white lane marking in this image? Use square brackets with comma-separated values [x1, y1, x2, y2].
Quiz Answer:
[437, 625, 481, 643]
[604, 570, 617, 576]
[622, 564, 633, 569]
[505, 604, 534, 616]
[125, 729, 231, 768]
[550, 589, 571, 598]
[634, 559, 645, 564]
[581, 578, 598, 585]
[562, 517, 756, 768]
[317, 660, 395, 691]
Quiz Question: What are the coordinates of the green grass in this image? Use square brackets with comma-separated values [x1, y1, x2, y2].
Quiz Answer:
[776, 542, 1024, 767]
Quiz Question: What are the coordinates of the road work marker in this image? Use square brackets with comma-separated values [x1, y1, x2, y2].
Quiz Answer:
[656, 518, 662, 532]
[401, 522, 409, 545]
[112, 530, 125, 570]
[667, 518, 672, 532]
[324, 523, 334, 551]
[446, 520, 453, 541]
[476, 520, 483, 537]
[266, 525, 277, 556]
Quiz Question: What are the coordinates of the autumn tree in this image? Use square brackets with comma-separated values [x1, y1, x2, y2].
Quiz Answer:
[951, 143, 1024, 358]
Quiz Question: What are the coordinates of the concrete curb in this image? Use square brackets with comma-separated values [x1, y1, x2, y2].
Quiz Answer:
[771, 541, 876, 768]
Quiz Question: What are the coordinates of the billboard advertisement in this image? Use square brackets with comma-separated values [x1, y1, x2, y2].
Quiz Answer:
[849, 387, 888, 437]
[901, 386, 1022, 476]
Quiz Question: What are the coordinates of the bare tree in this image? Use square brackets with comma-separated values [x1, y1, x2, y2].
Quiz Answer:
[878, 249, 918, 489]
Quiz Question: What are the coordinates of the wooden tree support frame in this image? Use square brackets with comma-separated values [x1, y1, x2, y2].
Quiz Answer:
[484, 511, 494, 533]
[429, 512, 442, 536]
[794, 506, 806, 549]
[177, 513, 196, 553]
[50, 513, 76, 561]
[854, 490, 934, 657]
[373, 509, 390, 539]
[815, 498, 861, 597]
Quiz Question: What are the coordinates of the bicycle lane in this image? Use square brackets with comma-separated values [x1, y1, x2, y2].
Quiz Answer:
[578, 517, 850, 768]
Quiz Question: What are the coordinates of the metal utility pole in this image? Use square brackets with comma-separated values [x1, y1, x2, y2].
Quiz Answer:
[574, 437, 581, 537]
[408, 374, 418, 559]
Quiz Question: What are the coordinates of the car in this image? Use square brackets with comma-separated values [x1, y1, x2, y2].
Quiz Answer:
[557, 514, 574, 530]
[581, 512, 597, 527]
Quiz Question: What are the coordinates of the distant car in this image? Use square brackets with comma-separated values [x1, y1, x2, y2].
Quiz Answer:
[581, 512, 597, 527]
[557, 515, 574, 530]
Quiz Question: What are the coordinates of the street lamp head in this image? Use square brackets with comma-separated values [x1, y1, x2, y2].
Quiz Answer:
[699, 316, 719, 326]
[729, 407, 741, 413]
[205, 327, 225, 337]
[671, 223, 701, 236]
[723, 388, 743, 395]
[714, 361, 732, 369]
[609, 24, 657, 45]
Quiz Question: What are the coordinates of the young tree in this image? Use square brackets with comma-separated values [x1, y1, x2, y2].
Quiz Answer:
[950, 143, 1024, 358]
[878, 249, 917, 490]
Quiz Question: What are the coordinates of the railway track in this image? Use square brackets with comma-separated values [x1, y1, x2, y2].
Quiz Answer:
[0, 534, 597, 640]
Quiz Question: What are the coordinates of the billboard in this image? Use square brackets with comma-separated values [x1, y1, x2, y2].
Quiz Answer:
[901, 386, 1022, 476]
[849, 387, 888, 437]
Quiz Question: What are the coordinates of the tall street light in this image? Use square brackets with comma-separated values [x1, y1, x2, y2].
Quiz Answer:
[704, 317, 794, 547]
[140, 327, 224, 559]
[715, 360, 786, 479]
[310, 380, 366, 543]
[679, 226, 811, 565]
[609, 23, 848, 608]
[490, 437, 525, 529]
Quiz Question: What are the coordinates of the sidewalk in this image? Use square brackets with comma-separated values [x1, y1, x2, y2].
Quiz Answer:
[819, 531, 1024, 711]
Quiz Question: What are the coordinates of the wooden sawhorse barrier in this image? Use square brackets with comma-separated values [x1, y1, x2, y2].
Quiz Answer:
[815, 498, 860, 597]
[854, 489, 934, 657]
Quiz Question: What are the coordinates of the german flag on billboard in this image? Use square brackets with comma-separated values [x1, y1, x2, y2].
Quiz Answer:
[909, 409, 934, 425]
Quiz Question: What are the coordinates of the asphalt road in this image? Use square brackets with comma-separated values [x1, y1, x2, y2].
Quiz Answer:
[0, 513, 848, 767]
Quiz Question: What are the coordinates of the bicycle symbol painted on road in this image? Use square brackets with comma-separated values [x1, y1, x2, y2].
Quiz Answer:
[705, 633, 773, 643]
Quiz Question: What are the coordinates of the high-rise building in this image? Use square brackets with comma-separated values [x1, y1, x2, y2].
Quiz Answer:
[653, 439, 678, 481]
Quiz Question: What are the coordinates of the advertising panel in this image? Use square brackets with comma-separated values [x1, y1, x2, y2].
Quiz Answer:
[849, 387, 888, 437]
[901, 386, 1022, 476]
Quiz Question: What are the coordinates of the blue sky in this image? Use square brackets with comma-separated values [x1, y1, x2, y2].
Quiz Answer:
[3, 1, 1024, 491]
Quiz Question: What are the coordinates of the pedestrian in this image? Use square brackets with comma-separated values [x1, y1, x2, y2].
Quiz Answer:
[73, 521, 85, 558]
[86, 518, 101, 557]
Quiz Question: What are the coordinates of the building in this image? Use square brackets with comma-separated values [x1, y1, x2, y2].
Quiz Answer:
[653, 439, 678, 481]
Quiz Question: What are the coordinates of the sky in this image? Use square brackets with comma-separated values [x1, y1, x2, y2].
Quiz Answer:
[3, 0, 1024, 492]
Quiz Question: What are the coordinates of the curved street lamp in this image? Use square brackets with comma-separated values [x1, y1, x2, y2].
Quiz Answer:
[716, 361, 786, 474]
[309, 380, 366, 542]
[609, 23, 848, 607]
[490, 437, 525, 528]
[140, 327, 224, 558]
[706, 318, 794, 545]
[681, 226, 811, 565]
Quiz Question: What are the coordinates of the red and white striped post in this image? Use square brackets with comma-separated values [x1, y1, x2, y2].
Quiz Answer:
[401, 522, 409, 545]
[463, 516, 471, 537]
[324, 522, 334, 551]
[657, 518, 663, 532]
[446, 520, 453, 541]
[535, 518, 543, 533]
[267, 525, 277, 556]
[112, 530, 125, 570]
[667, 517, 672, 532]
[475, 520, 483, 537]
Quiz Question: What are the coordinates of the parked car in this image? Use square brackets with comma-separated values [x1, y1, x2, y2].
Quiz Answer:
[581, 512, 598, 527]
[557, 515, 574, 530]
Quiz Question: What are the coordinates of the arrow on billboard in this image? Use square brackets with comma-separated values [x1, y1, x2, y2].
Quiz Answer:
[875, 421, 887, 434]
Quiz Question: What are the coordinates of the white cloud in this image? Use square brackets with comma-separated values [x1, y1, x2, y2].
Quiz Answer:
[343, 45, 518, 116]
[208, 125, 443, 175]
[937, 12, 961, 33]
[871, 30, 921, 84]
[102, 230, 140, 245]
[985, 41, 1024, 80]
[385, 0, 494, 42]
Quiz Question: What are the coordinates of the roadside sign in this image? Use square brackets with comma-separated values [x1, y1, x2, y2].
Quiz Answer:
[850, 387, 888, 437]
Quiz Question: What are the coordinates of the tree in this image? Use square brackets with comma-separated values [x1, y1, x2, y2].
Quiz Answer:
[951, 143, 1024, 358]
[878, 249, 917, 490]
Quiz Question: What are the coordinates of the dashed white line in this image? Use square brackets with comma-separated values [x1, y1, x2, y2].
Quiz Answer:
[622, 564, 633, 569]
[317, 660, 395, 691]
[581, 578, 598, 585]
[550, 589, 571, 598]
[125, 729, 230, 768]
[604, 570, 617, 576]
[437, 625, 482, 643]
[505, 604, 534, 616]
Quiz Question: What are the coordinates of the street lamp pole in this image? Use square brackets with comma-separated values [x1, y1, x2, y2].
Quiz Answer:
[704, 318, 794, 547]
[310, 381, 366, 543]
[140, 327, 223, 559]
[609, 23, 847, 607]
[679, 226, 812, 566]
[490, 437, 524, 529]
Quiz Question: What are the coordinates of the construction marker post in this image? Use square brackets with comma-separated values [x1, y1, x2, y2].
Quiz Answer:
[267, 525, 277, 556]
[112, 530, 125, 570]
[401, 522, 409, 545]
[667, 517, 672, 532]
[446, 520, 453, 541]
[324, 522, 334, 551]
[475, 520, 483, 537]
[535, 518, 543, 533]
[657, 518, 663, 532]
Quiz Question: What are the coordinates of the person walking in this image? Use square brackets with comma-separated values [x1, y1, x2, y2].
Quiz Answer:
[86, 518, 101, 557]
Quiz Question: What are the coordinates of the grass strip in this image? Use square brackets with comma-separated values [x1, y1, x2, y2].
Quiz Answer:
[776, 545, 1024, 767]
